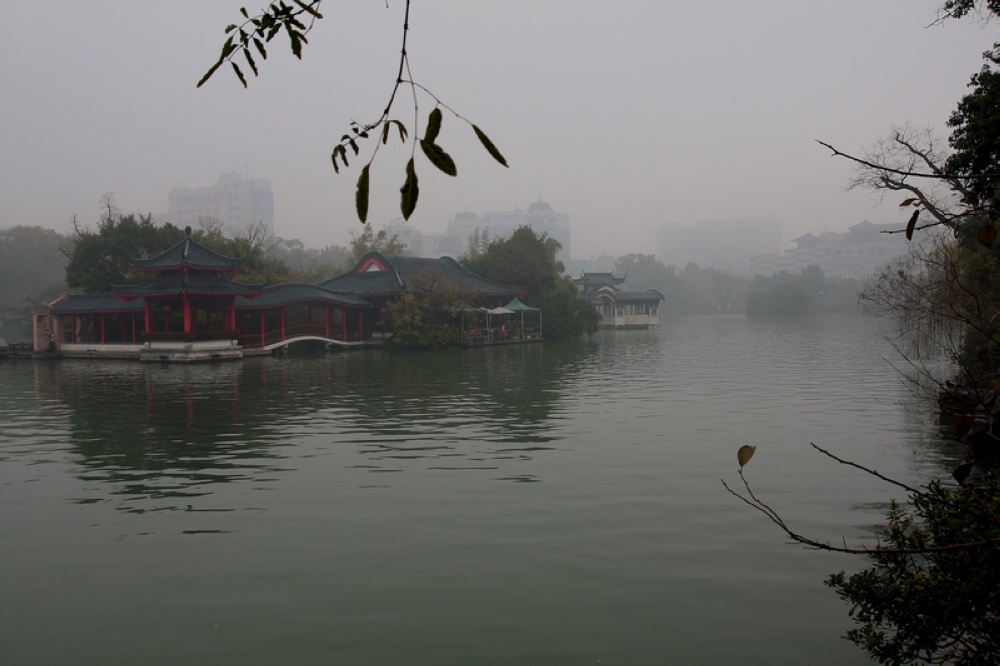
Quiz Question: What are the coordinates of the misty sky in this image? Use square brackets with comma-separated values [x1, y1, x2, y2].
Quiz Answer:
[1, 1, 995, 259]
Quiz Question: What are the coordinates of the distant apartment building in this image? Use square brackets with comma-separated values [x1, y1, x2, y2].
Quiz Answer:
[168, 173, 275, 232]
[387, 200, 573, 262]
[657, 216, 781, 274]
[748, 220, 908, 279]
[482, 201, 571, 261]
[383, 219, 449, 258]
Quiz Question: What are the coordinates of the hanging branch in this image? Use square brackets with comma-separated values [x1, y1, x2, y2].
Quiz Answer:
[722, 444, 1000, 555]
[199, 0, 508, 224]
[818, 132, 1000, 245]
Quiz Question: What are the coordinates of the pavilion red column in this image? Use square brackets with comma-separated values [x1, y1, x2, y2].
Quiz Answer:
[183, 296, 193, 334]
[144, 301, 152, 334]
[325, 304, 331, 339]
[100, 314, 106, 343]
[280, 308, 286, 341]
[229, 300, 237, 333]
[260, 311, 267, 347]
[341, 308, 347, 341]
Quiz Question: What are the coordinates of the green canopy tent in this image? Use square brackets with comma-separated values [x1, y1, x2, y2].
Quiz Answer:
[502, 297, 542, 340]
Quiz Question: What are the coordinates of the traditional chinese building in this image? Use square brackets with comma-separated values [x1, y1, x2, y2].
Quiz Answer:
[32, 246, 526, 360]
[574, 272, 664, 329]
[319, 252, 526, 333]
[37, 228, 266, 360]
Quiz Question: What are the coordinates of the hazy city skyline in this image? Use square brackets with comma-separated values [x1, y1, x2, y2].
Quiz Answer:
[1, 2, 994, 258]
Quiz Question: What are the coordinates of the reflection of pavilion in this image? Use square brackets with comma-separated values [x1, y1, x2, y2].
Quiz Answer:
[33, 238, 531, 361]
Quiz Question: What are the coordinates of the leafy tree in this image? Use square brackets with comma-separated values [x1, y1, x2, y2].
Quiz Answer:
[460, 227, 599, 339]
[65, 204, 298, 292]
[613, 253, 688, 315]
[460, 226, 562, 295]
[347, 225, 409, 266]
[0, 226, 69, 341]
[746, 266, 826, 317]
[939, 0, 1000, 21]
[270, 237, 350, 283]
[826, 475, 1000, 665]
[677, 262, 748, 314]
[64, 211, 186, 293]
[947, 49, 1000, 210]
[384, 268, 461, 348]
[194, 220, 290, 284]
[464, 227, 491, 262]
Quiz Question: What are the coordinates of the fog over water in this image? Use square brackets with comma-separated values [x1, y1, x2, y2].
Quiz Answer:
[0, 1, 994, 257]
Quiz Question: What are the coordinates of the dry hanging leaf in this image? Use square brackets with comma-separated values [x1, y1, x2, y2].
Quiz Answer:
[737, 445, 757, 469]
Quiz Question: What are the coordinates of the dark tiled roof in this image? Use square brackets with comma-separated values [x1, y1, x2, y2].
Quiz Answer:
[48, 293, 145, 314]
[613, 289, 665, 302]
[131, 234, 244, 273]
[112, 274, 265, 299]
[319, 253, 523, 297]
[575, 272, 625, 287]
[236, 283, 372, 309]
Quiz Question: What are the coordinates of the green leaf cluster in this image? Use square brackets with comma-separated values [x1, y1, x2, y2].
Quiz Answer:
[826, 475, 1000, 665]
[383, 269, 461, 348]
[65, 214, 294, 293]
[347, 225, 409, 266]
[354, 109, 506, 223]
[65, 213, 186, 293]
[198, 1, 322, 89]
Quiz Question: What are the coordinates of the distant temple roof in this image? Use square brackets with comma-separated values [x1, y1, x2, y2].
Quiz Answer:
[573, 271, 627, 298]
[131, 227, 245, 274]
[790, 232, 820, 247]
[848, 219, 902, 235]
[575, 272, 626, 286]
[318, 252, 524, 298]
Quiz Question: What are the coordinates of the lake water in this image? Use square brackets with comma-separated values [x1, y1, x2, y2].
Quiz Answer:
[0, 313, 960, 664]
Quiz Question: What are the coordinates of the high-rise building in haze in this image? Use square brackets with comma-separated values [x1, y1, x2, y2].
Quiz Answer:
[657, 216, 780, 274]
[372, 201, 573, 264]
[438, 201, 571, 261]
[168, 173, 274, 232]
[483, 201, 571, 262]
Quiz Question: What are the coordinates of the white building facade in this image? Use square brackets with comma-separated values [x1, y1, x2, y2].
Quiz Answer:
[169, 173, 275, 233]
[749, 220, 908, 279]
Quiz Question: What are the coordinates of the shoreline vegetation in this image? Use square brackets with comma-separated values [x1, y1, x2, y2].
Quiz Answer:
[0, 223, 868, 347]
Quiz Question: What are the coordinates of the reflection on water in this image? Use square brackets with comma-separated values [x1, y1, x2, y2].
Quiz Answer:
[27, 342, 592, 512]
[0, 314, 961, 664]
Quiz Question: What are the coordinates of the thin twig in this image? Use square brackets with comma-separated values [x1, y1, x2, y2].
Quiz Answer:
[809, 442, 923, 495]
